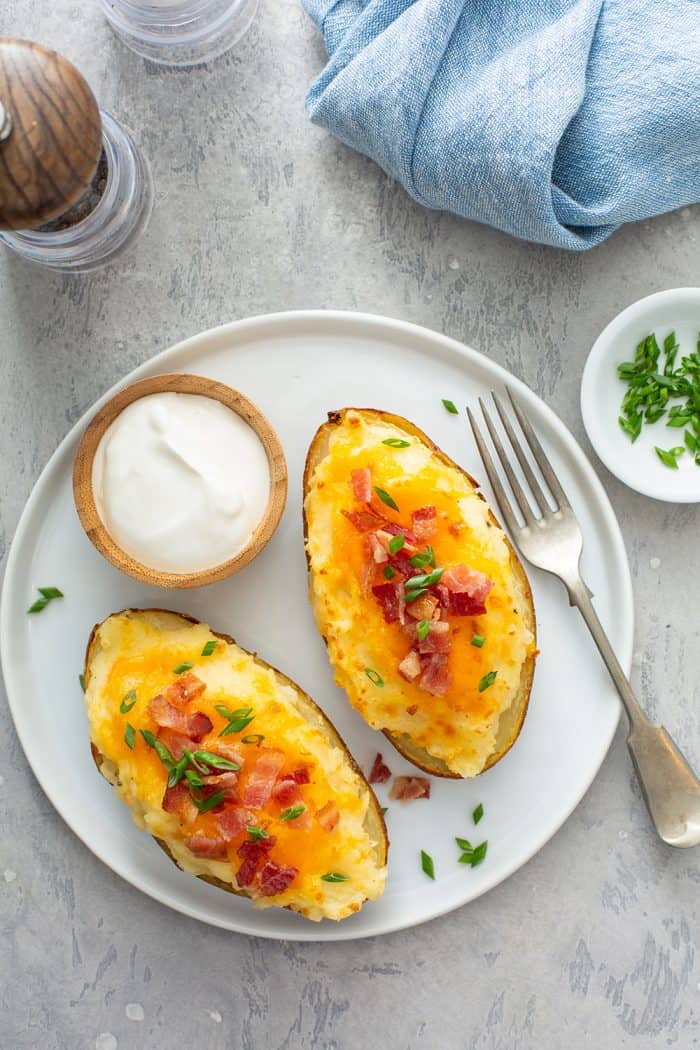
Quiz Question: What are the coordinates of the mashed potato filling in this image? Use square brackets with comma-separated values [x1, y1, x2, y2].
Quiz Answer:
[305, 411, 536, 777]
[85, 612, 386, 921]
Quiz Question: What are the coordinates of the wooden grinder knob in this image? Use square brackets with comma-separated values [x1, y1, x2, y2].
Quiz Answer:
[0, 39, 102, 230]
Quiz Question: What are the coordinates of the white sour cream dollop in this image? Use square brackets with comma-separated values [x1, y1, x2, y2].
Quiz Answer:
[92, 392, 270, 573]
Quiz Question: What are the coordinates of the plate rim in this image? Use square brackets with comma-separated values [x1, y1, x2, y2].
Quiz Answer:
[0, 309, 633, 941]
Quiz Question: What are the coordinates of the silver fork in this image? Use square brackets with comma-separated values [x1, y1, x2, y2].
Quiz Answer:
[468, 389, 700, 848]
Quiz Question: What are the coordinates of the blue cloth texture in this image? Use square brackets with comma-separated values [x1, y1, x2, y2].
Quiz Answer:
[302, 0, 700, 250]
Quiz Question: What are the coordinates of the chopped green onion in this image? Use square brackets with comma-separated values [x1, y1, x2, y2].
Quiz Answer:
[472, 803, 484, 825]
[279, 804, 305, 822]
[409, 546, 436, 568]
[140, 728, 157, 748]
[246, 826, 269, 841]
[38, 586, 63, 600]
[420, 850, 435, 879]
[167, 755, 189, 788]
[478, 671, 497, 692]
[79, 673, 86, 692]
[405, 587, 429, 603]
[383, 565, 396, 580]
[119, 689, 137, 714]
[455, 837, 473, 851]
[374, 486, 399, 512]
[220, 715, 255, 737]
[389, 534, 405, 554]
[655, 446, 685, 469]
[201, 640, 218, 657]
[382, 438, 410, 448]
[241, 734, 265, 746]
[685, 430, 698, 453]
[380, 807, 388, 817]
[27, 598, 49, 613]
[185, 768, 204, 789]
[442, 399, 458, 415]
[470, 841, 488, 867]
[417, 620, 430, 641]
[405, 567, 444, 590]
[364, 668, 384, 687]
[140, 730, 175, 771]
[192, 790, 225, 814]
[320, 871, 349, 883]
[173, 662, 194, 674]
[124, 723, 135, 749]
[193, 751, 240, 771]
[471, 634, 486, 648]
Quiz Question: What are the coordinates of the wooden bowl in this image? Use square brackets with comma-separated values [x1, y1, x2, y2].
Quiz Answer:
[73, 374, 287, 588]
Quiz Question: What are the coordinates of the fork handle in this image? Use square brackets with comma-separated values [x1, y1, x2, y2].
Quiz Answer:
[567, 575, 700, 848]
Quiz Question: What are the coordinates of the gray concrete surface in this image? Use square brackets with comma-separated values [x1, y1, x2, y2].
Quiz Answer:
[1, 3, 699, 1048]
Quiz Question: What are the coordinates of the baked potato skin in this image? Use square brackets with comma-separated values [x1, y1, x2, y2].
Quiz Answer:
[85, 608, 388, 911]
[303, 408, 536, 779]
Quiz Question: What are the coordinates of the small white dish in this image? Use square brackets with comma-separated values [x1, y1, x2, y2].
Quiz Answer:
[581, 288, 700, 503]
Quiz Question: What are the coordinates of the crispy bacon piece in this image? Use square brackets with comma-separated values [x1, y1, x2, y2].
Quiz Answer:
[406, 593, 439, 621]
[371, 582, 402, 623]
[351, 467, 373, 503]
[442, 564, 493, 616]
[285, 768, 310, 785]
[316, 800, 340, 831]
[420, 653, 452, 696]
[368, 753, 392, 784]
[342, 508, 386, 533]
[243, 750, 285, 809]
[148, 696, 213, 741]
[202, 771, 239, 803]
[156, 727, 197, 761]
[389, 550, 420, 579]
[162, 672, 206, 709]
[411, 506, 437, 540]
[185, 834, 228, 859]
[272, 778, 301, 808]
[162, 781, 198, 824]
[257, 860, 298, 897]
[418, 620, 451, 654]
[398, 650, 421, 682]
[236, 835, 276, 887]
[216, 807, 249, 842]
[389, 776, 431, 801]
[367, 532, 389, 564]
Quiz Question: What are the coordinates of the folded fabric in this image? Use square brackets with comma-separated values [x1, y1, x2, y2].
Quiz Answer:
[302, 0, 700, 250]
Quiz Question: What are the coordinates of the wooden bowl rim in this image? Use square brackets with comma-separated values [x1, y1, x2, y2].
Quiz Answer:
[72, 373, 288, 588]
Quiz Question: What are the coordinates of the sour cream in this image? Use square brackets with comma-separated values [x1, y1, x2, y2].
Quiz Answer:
[92, 392, 270, 573]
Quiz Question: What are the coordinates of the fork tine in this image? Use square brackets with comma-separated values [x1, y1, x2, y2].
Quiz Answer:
[467, 408, 523, 537]
[492, 392, 551, 516]
[506, 389, 570, 510]
[477, 398, 538, 527]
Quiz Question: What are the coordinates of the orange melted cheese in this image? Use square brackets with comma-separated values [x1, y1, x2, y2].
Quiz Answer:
[305, 411, 536, 777]
[85, 613, 386, 920]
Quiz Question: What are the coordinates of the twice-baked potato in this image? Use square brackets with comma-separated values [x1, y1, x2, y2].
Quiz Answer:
[84, 609, 387, 921]
[303, 408, 537, 779]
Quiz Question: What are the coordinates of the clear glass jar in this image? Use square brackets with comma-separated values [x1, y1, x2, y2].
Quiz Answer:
[0, 111, 153, 273]
[98, 0, 259, 66]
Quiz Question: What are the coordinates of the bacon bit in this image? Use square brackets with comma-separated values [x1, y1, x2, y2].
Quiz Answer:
[406, 593, 439, 621]
[411, 506, 437, 539]
[371, 582, 402, 623]
[285, 768, 311, 785]
[202, 771, 239, 802]
[406, 704, 419, 715]
[442, 565, 493, 616]
[272, 778, 300, 808]
[156, 727, 197, 761]
[398, 650, 421, 682]
[418, 620, 451, 654]
[367, 532, 389, 564]
[420, 653, 452, 696]
[185, 834, 228, 859]
[449, 591, 489, 616]
[162, 781, 198, 824]
[368, 753, 392, 784]
[148, 696, 213, 741]
[389, 776, 431, 801]
[342, 508, 386, 533]
[257, 860, 298, 897]
[236, 835, 276, 887]
[316, 800, 340, 831]
[216, 807, 249, 842]
[351, 467, 373, 503]
[243, 750, 285, 808]
[162, 672, 206, 709]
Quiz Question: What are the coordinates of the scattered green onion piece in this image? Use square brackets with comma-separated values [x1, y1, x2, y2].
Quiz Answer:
[442, 399, 458, 415]
[405, 567, 444, 590]
[380, 807, 388, 817]
[124, 723, 135, 749]
[383, 565, 396, 580]
[193, 751, 240, 771]
[38, 587, 63, 600]
[173, 662, 194, 674]
[374, 486, 399, 512]
[471, 634, 486, 648]
[27, 598, 49, 613]
[417, 620, 430, 642]
[140, 729, 157, 748]
[364, 668, 384, 687]
[455, 837, 473, 851]
[192, 790, 225, 814]
[478, 671, 497, 692]
[185, 768, 204, 789]
[279, 804, 305, 822]
[469, 841, 488, 867]
[119, 689, 137, 714]
[167, 755, 189, 788]
[405, 587, 429, 603]
[655, 446, 685, 469]
[472, 803, 484, 825]
[220, 715, 255, 737]
[242, 734, 265, 746]
[201, 640, 218, 657]
[320, 872, 349, 883]
[382, 438, 410, 448]
[409, 546, 436, 568]
[420, 850, 435, 880]
[389, 534, 405, 554]
[246, 826, 269, 841]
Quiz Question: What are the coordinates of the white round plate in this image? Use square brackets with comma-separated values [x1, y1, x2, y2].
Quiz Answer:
[581, 287, 700, 503]
[1, 312, 632, 941]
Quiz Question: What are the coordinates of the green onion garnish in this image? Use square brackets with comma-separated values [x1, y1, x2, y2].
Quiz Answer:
[388, 534, 405, 554]
[383, 565, 396, 580]
[405, 587, 429, 603]
[185, 768, 204, 789]
[241, 734, 265, 746]
[119, 689, 137, 714]
[405, 567, 444, 590]
[246, 826, 269, 841]
[79, 673, 86, 692]
[374, 486, 399, 511]
[409, 546, 436, 568]
[364, 668, 384, 687]
[27, 586, 64, 613]
[382, 438, 410, 448]
[471, 634, 486, 648]
[455, 837, 473, 851]
[140, 730, 175, 771]
[173, 662, 194, 674]
[192, 790, 225, 814]
[420, 850, 435, 879]
[201, 640, 218, 657]
[478, 671, 497, 692]
[380, 807, 388, 817]
[473, 803, 484, 825]
[279, 805, 305, 822]
[167, 755, 189, 788]
[442, 399, 458, 415]
[124, 723, 135, 749]
[193, 751, 240, 771]
[457, 840, 488, 867]
[216, 705, 255, 736]
[655, 445, 685, 469]
[320, 872, 349, 883]
[417, 620, 430, 641]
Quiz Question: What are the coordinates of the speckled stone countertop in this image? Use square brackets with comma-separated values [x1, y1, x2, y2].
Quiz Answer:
[1, 4, 699, 1048]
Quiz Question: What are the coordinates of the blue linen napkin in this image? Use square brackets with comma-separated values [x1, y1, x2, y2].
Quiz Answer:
[302, 0, 700, 250]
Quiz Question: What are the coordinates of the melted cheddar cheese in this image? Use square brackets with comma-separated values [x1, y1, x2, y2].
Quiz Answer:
[305, 411, 536, 777]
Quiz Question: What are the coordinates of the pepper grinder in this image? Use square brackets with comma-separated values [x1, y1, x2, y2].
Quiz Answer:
[0, 39, 153, 272]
